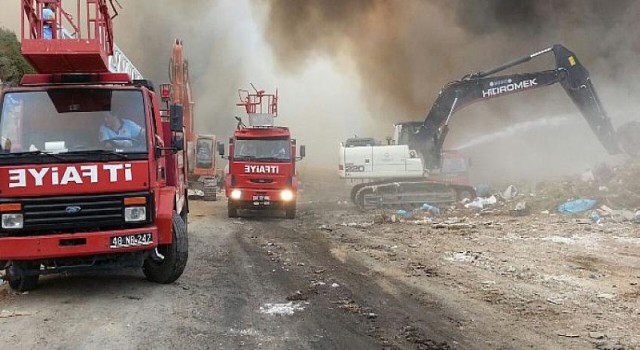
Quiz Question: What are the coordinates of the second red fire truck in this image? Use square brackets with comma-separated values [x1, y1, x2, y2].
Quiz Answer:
[218, 85, 305, 219]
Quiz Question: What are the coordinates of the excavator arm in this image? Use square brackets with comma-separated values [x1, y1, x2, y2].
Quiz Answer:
[412, 44, 623, 169]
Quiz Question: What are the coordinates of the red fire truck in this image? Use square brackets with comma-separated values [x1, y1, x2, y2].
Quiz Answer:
[0, 0, 189, 291]
[218, 85, 305, 219]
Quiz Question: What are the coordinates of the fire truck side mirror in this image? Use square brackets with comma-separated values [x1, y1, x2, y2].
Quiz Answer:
[170, 104, 184, 132]
[172, 135, 184, 151]
[299, 145, 306, 158]
[217, 142, 225, 156]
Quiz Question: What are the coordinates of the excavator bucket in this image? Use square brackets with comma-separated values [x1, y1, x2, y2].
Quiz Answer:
[616, 121, 640, 158]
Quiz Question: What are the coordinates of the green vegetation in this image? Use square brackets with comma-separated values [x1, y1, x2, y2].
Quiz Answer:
[0, 27, 34, 86]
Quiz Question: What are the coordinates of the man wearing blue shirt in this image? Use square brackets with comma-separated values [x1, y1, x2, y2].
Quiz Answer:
[99, 112, 144, 148]
[42, 3, 55, 40]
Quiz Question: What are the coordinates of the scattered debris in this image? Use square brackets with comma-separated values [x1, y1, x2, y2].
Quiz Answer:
[557, 332, 580, 338]
[510, 201, 529, 216]
[0, 310, 33, 318]
[596, 293, 616, 300]
[558, 199, 597, 214]
[335, 299, 362, 314]
[319, 224, 333, 232]
[286, 290, 310, 301]
[465, 195, 497, 210]
[259, 302, 308, 316]
[502, 184, 518, 200]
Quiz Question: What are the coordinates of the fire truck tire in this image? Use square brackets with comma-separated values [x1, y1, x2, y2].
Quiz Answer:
[143, 212, 189, 284]
[6, 263, 39, 292]
[285, 202, 297, 219]
[228, 201, 238, 218]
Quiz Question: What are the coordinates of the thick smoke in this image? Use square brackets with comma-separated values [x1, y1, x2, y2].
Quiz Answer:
[264, 0, 640, 181]
[114, 0, 246, 139]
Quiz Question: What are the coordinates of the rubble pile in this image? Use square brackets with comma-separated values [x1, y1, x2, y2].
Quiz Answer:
[372, 161, 640, 225]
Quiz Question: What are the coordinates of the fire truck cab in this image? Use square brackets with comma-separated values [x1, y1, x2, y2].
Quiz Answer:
[0, 0, 189, 291]
[218, 86, 305, 219]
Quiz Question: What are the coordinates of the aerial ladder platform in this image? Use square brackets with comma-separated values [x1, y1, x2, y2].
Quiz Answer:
[21, 0, 141, 78]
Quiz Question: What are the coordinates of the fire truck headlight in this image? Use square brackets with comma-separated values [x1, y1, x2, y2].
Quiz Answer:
[124, 207, 146, 222]
[1, 213, 23, 229]
[230, 189, 242, 200]
[280, 189, 294, 202]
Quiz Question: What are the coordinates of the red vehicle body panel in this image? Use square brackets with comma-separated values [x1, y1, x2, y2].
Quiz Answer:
[0, 227, 159, 260]
[0, 161, 150, 197]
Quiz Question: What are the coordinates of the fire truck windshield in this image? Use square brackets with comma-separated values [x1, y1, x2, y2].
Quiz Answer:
[233, 138, 291, 162]
[0, 89, 148, 159]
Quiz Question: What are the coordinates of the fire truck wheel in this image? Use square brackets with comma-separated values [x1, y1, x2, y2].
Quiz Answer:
[143, 212, 189, 284]
[285, 202, 297, 219]
[6, 262, 40, 292]
[228, 201, 238, 218]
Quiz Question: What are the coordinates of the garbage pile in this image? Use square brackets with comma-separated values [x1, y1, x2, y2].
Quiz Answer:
[459, 160, 640, 223]
[380, 161, 640, 224]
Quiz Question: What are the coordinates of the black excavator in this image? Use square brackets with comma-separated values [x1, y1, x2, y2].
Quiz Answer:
[345, 44, 640, 209]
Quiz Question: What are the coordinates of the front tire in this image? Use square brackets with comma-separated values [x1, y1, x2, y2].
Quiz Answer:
[143, 212, 188, 284]
[6, 262, 40, 292]
[285, 201, 297, 219]
[228, 201, 238, 218]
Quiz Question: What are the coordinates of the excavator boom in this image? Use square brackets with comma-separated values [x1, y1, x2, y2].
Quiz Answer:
[415, 44, 622, 168]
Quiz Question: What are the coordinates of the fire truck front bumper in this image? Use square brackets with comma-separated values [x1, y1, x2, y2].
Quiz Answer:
[227, 188, 296, 209]
[0, 227, 159, 260]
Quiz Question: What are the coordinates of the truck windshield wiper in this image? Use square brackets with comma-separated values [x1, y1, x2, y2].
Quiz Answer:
[234, 155, 258, 160]
[64, 149, 130, 159]
[258, 157, 290, 162]
[0, 150, 67, 162]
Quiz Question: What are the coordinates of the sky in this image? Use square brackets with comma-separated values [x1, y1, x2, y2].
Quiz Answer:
[2, 0, 639, 184]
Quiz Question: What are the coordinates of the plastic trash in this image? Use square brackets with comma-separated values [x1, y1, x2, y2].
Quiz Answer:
[464, 195, 497, 209]
[589, 211, 601, 222]
[396, 209, 410, 217]
[419, 203, 440, 215]
[502, 185, 518, 200]
[558, 199, 597, 214]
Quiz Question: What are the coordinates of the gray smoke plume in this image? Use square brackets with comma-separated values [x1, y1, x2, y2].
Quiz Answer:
[114, 0, 246, 139]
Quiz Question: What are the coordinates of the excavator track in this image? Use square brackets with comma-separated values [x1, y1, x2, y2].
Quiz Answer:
[351, 179, 475, 210]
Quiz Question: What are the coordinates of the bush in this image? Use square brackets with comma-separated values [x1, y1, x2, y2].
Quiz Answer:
[0, 27, 34, 86]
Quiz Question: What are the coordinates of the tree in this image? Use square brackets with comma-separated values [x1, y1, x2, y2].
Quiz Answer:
[0, 27, 34, 86]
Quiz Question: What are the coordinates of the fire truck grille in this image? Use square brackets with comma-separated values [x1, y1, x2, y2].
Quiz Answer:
[2, 192, 151, 236]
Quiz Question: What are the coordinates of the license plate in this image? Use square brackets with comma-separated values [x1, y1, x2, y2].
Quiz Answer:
[252, 195, 271, 206]
[110, 233, 153, 249]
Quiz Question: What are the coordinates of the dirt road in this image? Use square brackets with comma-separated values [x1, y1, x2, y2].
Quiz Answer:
[1, 173, 639, 349]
